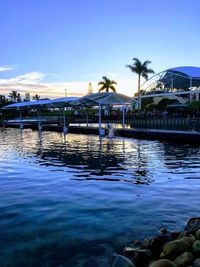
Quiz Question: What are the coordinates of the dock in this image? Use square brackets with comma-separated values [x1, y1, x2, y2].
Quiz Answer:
[0, 122, 200, 144]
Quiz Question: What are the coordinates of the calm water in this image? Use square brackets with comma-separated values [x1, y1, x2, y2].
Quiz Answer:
[0, 128, 200, 266]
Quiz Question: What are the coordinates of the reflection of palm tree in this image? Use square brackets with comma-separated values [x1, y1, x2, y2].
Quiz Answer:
[9, 90, 21, 102]
[126, 58, 154, 110]
[98, 76, 117, 92]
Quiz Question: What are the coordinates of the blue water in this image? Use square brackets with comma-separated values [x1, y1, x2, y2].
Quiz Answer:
[0, 128, 200, 267]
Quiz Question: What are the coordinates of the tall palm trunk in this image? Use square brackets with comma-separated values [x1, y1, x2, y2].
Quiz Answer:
[138, 74, 141, 111]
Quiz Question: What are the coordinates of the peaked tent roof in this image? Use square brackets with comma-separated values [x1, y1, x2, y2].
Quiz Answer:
[2, 97, 78, 109]
[72, 92, 133, 107]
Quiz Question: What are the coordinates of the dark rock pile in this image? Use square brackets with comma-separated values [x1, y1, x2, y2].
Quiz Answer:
[112, 218, 200, 267]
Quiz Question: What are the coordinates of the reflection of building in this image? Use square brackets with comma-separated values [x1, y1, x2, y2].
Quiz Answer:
[139, 66, 200, 108]
[25, 93, 31, 102]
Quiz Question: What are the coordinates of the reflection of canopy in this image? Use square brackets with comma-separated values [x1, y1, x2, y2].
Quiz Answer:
[2, 97, 78, 109]
[72, 92, 133, 107]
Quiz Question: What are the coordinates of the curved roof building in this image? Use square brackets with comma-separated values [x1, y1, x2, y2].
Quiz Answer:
[141, 66, 200, 94]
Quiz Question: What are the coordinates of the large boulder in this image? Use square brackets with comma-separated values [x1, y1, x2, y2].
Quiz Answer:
[123, 247, 136, 257]
[195, 230, 200, 240]
[149, 259, 177, 267]
[193, 240, 200, 257]
[112, 255, 135, 267]
[161, 237, 194, 259]
[134, 249, 153, 267]
[185, 218, 200, 234]
[174, 251, 194, 267]
[142, 235, 173, 258]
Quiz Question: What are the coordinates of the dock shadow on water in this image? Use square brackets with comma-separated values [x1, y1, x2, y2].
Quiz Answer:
[0, 128, 200, 267]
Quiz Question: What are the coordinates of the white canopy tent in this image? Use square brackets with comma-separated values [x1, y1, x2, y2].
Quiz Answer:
[71, 92, 134, 134]
[2, 97, 77, 132]
[2, 93, 135, 135]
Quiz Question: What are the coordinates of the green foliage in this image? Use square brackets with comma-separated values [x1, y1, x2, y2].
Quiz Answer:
[126, 58, 154, 81]
[155, 99, 177, 111]
[98, 76, 117, 92]
[141, 97, 154, 110]
[188, 100, 200, 111]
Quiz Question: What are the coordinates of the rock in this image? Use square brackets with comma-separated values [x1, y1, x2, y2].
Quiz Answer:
[160, 228, 168, 235]
[161, 237, 193, 259]
[123, 247, 136, 257]
[193, 258, 200, 267]
[142, 235, 173, 258]
[177, 232, 191, 239]
[112, 254, 135, 267]
[134, 249, 153, 267]
[174, 251, 194, 267]
[171, 231, 181, 240]
[195, 230, 200, 240]
[193, 240, 200, 257]
[185, 218, 200, 234]
[149, 259, 177, 267]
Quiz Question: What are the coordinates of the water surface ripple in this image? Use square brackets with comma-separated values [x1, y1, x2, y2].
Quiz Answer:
[0, 128, 200, 266]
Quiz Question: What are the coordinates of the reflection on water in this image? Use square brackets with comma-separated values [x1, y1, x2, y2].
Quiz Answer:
[0, 128, 200, 267]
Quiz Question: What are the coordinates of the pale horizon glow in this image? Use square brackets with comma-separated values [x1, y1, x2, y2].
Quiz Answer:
[0, 70, 138, 99]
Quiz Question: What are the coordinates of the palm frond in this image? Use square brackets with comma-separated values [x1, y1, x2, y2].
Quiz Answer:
[142, 73, 148, 80]
[109, 86, 116, 92]
[98, 81, 105, 86]
[146, 68, 155, 74]
[110, 80, 117, 85]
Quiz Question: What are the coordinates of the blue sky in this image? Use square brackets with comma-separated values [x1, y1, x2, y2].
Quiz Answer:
[0, 0, 200, 98]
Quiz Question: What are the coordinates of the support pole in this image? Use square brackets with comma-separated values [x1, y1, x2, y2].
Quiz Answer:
[63, 107, 68, 134]
[38, 108, 42, 131]
[190, 78, 193, 102]
[122, 105, 125, 128]
[99, 104, 104, 135]
[19, 108, 23, 129]
[86, 109, 89, 127]
[171, 75, 174, 90]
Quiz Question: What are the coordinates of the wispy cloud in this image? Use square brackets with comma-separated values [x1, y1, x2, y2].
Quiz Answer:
[0, 71, 137, 98]
[0, 66, 13, 72]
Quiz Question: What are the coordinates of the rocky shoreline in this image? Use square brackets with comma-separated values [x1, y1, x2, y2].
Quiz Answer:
[112, 217, 200, 267]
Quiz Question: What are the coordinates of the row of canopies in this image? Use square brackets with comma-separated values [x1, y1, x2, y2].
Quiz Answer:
[2, 92, 134, 109]
[2, 92, 136, 135]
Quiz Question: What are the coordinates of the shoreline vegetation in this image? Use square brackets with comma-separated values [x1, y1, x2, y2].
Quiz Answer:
[112, 217, 200, 267]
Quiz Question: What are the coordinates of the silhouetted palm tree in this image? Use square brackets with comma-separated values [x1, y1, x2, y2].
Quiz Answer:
[0, 95, 6, 104]
[126, 58, 154, 110]
[9, 90, 21, 102]
[98, 76, 117, 92]
[32, 94, 40, 100]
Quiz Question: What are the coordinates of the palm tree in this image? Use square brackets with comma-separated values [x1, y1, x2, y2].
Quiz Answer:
[32, 94, 40, 100]
[126, 58, 154, 110]
[9, 90, 21, 102]
[98, 76, 117, 92]
[0, 95, 6, 104]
